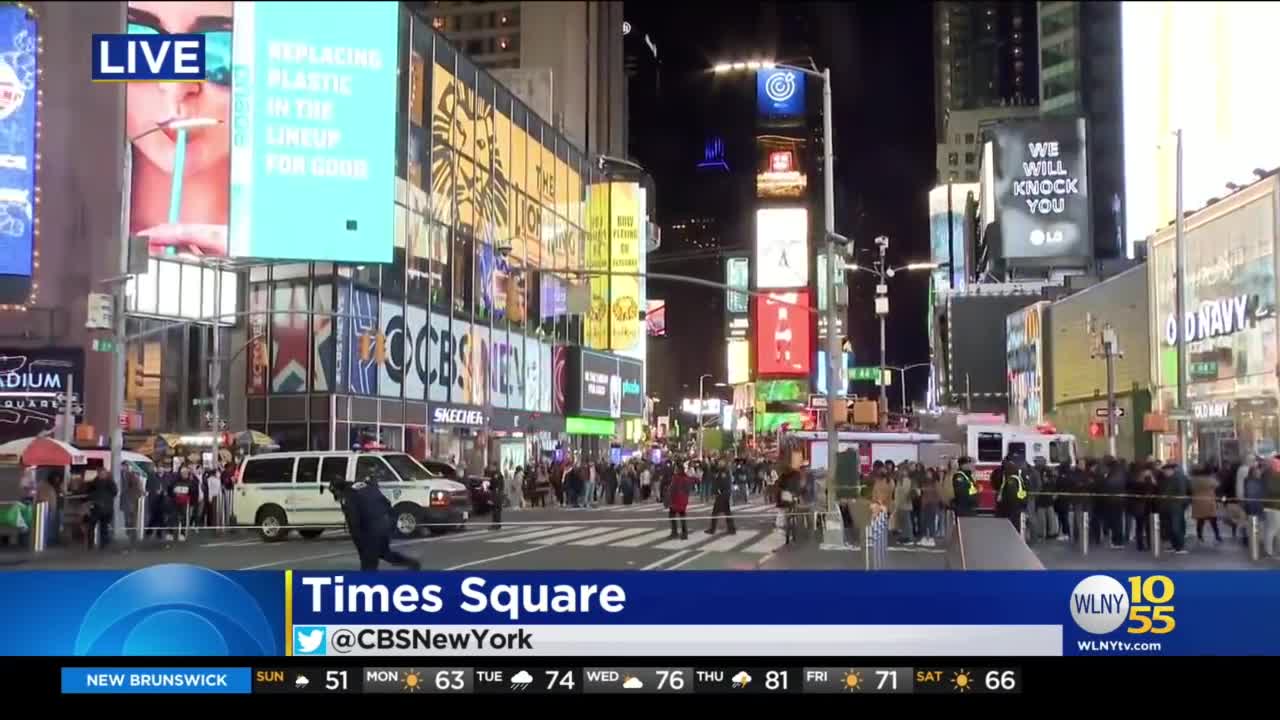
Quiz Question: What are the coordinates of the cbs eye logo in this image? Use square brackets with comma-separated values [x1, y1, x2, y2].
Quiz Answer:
[74, 564, 277, 656]
[1070, 574, 1176, 636]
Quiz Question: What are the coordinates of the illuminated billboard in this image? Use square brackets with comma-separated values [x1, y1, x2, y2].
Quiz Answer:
[755, 135, 808, 199]
[228, 1, 400, 262]
[928, 183, 977, 292]
[725, 254, 750, 338]
[726, 338, 750, 385]
[1122, 2, 1280, 253]
[754, 207, 808, 289]
[646, 299, 666, 337]
[989, 118, 1091, 264]
[756, 68, 805, 120]
[754, 290, 810, 376]
[1006, 301, 1048, 425]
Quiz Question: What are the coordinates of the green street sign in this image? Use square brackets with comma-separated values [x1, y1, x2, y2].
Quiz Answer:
[91, 338, 115, 353]
[850, 367, 880, 381]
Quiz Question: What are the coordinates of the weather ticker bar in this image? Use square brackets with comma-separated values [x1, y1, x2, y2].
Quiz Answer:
[239, 666, 1020, 695]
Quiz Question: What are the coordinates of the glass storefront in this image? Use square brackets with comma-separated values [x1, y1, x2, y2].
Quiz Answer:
[1149, 184, 1279, 463]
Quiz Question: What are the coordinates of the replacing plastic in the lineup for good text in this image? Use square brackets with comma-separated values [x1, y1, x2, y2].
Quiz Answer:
[262, 41, 383, 181]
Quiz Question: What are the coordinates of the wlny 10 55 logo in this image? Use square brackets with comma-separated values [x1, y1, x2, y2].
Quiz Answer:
[1070, 574, 1175, 636]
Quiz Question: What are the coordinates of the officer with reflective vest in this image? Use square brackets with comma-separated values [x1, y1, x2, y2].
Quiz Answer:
[995, 456, 1029, 531]
[952, 457, 980, 516]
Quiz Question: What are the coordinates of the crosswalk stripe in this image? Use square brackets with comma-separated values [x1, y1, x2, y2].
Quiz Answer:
[528, 526, 623, 545]
[612, 528, 674, 547]
[701, 530, 766, 553]
[570, 527, 656, 546]
[741, 530, 788, 555]
[653, 530, 727, 551]
[442, 525, 548, 543]
[486, 526, 585, 544]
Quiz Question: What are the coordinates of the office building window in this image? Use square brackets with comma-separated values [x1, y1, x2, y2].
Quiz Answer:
[948, 152, 959, 166]
[965, 152, 975, 164]
[965, 170, 977, 182]
[466, 38, 483, 55]
[964, 133, 974, 145]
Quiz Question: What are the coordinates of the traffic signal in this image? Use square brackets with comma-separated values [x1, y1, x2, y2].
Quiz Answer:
[1088, 421, 1104, 439]
[133, 363, 145, 388]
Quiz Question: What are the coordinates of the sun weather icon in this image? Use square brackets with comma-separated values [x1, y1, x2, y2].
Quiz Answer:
[842, 670, 863, 692]
[402, 670, 422, 692]
[951, 670, 973, 692]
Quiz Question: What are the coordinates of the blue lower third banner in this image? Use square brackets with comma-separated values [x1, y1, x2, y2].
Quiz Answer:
[61, 668, 252, 694]
[5, 564, 1280, 656]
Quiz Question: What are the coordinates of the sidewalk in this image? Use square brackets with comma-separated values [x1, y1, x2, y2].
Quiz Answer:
[1032, 536, 1276, 570]
[0, 530, 249, 568]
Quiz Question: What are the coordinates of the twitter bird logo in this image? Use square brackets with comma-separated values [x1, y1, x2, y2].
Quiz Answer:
[293, 627, 327, 656]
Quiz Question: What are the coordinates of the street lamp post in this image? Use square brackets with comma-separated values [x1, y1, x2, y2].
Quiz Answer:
[697, 373, 712, 462]
[844, 251, 937, 430]
[714, 58, 842, 541]
[109, 117, 221, 529]
[882, 362, 931, 415]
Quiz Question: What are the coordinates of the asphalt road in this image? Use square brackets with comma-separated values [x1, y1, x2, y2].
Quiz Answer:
[5, 497, 1273, 572]
[9, 496, 804, 572]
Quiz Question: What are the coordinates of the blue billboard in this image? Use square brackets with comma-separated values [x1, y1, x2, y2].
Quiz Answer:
[0, 5, 36, 277]
[756, 68, 804, 119]
[228, 1, 398, 263]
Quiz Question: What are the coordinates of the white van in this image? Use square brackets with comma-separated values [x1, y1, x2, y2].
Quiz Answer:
[232, 451, 470, 542]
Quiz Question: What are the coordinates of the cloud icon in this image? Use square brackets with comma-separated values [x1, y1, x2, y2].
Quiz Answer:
[511, 671, 534, 684]
[623, 676, 644, 689]
[732, 671, 752, 687]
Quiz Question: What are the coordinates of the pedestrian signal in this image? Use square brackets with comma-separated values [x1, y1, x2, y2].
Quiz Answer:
[1088, 421, 1104, 438]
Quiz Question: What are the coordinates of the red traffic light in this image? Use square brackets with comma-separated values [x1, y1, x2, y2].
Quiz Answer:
[1088, 421, 1105, 438]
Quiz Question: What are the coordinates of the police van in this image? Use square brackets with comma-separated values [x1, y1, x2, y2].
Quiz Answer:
[232, 451, 470, 542]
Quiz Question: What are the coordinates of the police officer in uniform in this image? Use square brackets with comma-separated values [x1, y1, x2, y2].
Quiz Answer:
[485, 462, 505, 530]
[332, 470, 422, 572]
[704, 458, 737, 535]
[995, 456, 1029, 532]
[952, 457, 980, 517]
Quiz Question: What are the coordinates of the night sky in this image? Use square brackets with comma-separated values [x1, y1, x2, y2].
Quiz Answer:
[626, 1, 936, 411]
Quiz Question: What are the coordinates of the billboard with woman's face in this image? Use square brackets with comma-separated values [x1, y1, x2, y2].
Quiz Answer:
[126, 1, 233, 258]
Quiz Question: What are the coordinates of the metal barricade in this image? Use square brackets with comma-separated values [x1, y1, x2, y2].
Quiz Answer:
[1250, 515, 1261, 562]
[135, 495, 147, 541]
[1079, 510, 1090, 556]
[1151, 513, 1161, 559]
[1019, 512, 1029, 545]
[30, 500, 47, 553]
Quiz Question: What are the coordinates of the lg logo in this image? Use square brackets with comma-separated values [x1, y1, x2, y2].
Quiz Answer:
[1029, 229, 1064, 247]
[764, 70, 797, 103]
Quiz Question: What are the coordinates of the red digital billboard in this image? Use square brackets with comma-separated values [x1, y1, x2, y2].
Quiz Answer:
[755, 290, 811, 376]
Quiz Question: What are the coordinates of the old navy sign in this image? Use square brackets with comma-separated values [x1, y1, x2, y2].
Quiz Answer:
[432, 406, 487, 426]
[1163, 294, 1257, 345]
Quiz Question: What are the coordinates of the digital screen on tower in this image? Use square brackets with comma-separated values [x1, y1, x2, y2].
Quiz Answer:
[754, 290, 810, 376]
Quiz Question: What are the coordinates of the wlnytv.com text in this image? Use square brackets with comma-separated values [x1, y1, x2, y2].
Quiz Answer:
[1076, 640, 1162, 653]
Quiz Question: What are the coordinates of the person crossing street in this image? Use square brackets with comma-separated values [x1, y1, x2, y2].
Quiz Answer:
[705, 458, 736, 535]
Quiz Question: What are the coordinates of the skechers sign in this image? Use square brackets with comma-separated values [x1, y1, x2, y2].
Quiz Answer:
[91, 34, 206, 81]
[756, 68, 804, 119]
[1163, 294, 1263, 345]
[432, 406, 486, 427]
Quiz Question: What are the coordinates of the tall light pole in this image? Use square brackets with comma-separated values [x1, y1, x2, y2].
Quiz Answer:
[697, 373, 712, 461]
[1173, 129, 1189, 469]
[713, 58, 841, 537]
[844, 255, 937, 429]
[110, 117, 221, 522]
[883, 362, 932, 415]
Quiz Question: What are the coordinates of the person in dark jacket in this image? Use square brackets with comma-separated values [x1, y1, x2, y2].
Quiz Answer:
[951, 457, 979, 517]
[333, 473, 422, 571]
[1102, 457, 1128, 548]
[1053, 461, 1076, 541]
[704, 458, 736, 535]
[485, 463, 505, 530]
[84, 470, 118, 549]
[1128, 467, 1157, 551]
[668, 464, 691, 539]
[1158, 463, 1190, 554]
